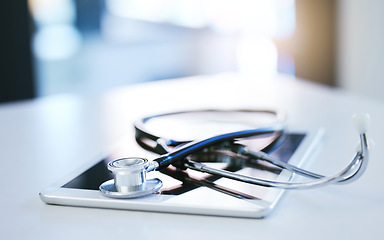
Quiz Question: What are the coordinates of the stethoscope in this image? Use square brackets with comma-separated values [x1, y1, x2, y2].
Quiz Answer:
[99, 109, 370, 199]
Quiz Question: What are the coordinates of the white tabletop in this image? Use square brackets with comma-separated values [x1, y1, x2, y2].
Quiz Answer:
[1, 73, 383, 239]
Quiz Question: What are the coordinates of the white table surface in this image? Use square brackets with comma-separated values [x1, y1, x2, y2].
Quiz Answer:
[1, 73, 383, 239]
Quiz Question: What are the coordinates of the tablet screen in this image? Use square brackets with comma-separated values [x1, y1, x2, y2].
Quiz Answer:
[62, 133, 305, 200]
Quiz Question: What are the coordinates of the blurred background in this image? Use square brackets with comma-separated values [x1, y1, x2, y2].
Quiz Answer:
[1, 0, 383, 102]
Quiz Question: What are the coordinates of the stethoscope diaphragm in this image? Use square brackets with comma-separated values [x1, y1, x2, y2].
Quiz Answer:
[99, 158, 163, 198]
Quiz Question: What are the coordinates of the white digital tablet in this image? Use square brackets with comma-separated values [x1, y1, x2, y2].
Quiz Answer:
[40, 128, 322, 218]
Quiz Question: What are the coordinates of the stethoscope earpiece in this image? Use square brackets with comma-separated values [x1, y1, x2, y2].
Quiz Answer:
[353, 113, 370, 134]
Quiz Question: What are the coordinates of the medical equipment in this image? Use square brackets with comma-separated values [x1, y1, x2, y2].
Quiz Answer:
[99, 109, 370, 199]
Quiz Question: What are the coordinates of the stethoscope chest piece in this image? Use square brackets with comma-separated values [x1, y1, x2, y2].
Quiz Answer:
[99, 158, 163, 198]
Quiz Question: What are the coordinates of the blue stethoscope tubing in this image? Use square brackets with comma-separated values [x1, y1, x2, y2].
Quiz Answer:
[151, 125, 282, 171]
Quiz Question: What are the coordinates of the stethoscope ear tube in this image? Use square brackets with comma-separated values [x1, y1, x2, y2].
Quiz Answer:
[337, 132, 369, 184]
[184, 132, 368, 189]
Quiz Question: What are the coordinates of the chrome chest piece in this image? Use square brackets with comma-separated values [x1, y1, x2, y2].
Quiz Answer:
[99, 158, 163, 198]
